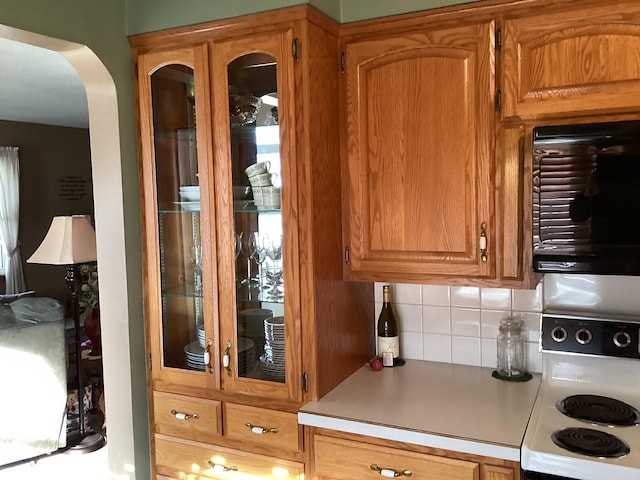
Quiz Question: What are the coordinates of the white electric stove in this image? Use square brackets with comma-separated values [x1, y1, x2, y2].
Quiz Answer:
[521, 311, 640, 480]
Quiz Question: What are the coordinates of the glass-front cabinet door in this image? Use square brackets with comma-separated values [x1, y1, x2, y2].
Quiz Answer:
[138, 47, 218, 389]
[212, 31, 302, 400]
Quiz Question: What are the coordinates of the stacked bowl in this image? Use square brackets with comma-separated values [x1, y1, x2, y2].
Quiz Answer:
[178, 185, 200, 212]
[184, 341, 205, 371]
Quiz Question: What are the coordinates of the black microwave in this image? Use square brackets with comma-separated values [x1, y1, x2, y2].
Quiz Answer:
[532, 120, 640, 275]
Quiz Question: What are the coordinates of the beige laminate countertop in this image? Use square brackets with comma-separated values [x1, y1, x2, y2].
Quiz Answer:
[299, 359, 541, 461]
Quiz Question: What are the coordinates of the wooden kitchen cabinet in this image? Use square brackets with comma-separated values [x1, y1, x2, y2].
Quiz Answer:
[502, 0, 640, 120]
[131, 6, 372, 477]
[155, 434, 305, 479]
[341, 19, 497, 284]
[307, 427, 520, 480]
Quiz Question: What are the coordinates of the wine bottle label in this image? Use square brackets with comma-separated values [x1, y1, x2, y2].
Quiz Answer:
[378, 336, 399, 366]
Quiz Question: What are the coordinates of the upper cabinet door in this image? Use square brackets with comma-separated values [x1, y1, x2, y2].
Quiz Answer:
[502, 3, 640, 120]
[211, 31, 302, 401]
[138, 47, 219, 390]
[343, 22, 496, 282]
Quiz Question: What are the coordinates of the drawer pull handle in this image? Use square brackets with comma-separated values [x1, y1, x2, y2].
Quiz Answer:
[205, 339, 213, 374]
[480, 222, 488, 262]
[245, 422, 278, 434]
[171, 409, 199, 420]
[370, 464, 412, 477]
[223, 340, 232, 377]
[208, 461, 238, 472]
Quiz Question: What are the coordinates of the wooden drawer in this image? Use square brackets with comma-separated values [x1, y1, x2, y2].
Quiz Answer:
[313, 434, 480, 480]
[223, 403, 301, 454]
[154, 434, 304, 479]
[153, 391, 221, 443]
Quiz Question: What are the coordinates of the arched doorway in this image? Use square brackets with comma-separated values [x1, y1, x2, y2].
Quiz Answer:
[0, 24, 144, 479]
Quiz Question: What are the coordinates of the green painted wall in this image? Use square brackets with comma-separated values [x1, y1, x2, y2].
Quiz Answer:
[127, 0, 323, 35]
[340, 0, 476, 23]
[125, 0, 479, 34]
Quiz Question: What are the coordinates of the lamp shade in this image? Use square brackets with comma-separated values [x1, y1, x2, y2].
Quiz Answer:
[27, 215, 97, 265]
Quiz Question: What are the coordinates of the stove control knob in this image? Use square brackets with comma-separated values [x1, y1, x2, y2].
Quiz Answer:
[575, 328, 593, 345]
[551, 326, 568, 342]
[613, 331, 632, 348]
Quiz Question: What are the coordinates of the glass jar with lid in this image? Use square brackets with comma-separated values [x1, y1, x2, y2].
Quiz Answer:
[496, 315, 526, 379]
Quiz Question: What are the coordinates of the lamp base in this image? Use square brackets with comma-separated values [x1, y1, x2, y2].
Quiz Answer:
[65, 432, 106, 455]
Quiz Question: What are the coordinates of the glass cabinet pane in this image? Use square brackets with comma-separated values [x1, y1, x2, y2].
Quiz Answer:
[228, 53, 285, 383]
[151, 64, 204, 372]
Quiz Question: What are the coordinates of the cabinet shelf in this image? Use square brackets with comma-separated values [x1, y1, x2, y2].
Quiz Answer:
[162, 285, 203, 298]
[236, 284, 284, 305]
[159, 206, 200, 214]
[233, 202, 280, 214]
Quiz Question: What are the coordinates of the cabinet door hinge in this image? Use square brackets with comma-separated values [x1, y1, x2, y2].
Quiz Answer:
[340, 51, 345, 73]
[292, 38, 300, 61]
[495, 28, 502, 51]
[344, 245, 350, 264]
[301, 372, 308, 393]
[495, 89, 502, 112]
[148, 353, 152, 370]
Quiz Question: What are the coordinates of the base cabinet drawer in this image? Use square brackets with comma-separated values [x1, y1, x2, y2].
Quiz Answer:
[313, 434, 480, 480]
[153, 392, 221, 443]
[223, 403, 301, 454]
[155, 435, 305, 479]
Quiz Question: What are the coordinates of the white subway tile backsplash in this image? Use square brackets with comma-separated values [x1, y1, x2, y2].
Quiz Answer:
[451, 286, 480, 308]
[517, 311, 542, 343]
[375, 281, 553, 373]
[451, 307, 481, 337]
[423, 333, 451, 363]
[527, 341, 543, 373]
[395, 303, 422, 332]
[481, 338, 497, 369]
[513, 281, 543, 312]
[375, 282, 421, 304]
[451, 336, 481, 367]
[401, 331, 423, 360]
[480, 309, 506, 339]
[480, 288, 512, 310]
[373, 274, 640, 374]
[421, 285, 450, 306]
[422, 305, 451, 335]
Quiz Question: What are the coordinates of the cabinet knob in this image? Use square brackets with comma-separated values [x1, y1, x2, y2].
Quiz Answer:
[208, 461, 238, 473]
[370, 464, 412, 477]
[205, 338, 213, 374]
[480, 222, 488, 262]
[245, 422, 278, 434]
[171, 409, 199, 420]
[223, 340, 232, 376]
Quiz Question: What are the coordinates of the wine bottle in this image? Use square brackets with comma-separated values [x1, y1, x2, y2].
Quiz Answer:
[377, 285, 399, 367]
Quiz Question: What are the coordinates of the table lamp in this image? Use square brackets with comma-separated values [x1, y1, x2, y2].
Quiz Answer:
[27, 215, 106, 453]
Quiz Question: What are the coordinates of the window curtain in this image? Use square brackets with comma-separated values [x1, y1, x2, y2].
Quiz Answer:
[0, 147, 26, 294]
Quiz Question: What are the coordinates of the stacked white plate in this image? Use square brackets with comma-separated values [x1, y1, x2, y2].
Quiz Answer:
[260, 316, 285, 381]
[197, 323, 205, 348]
[237, 336, 257, 375]
[184, 341, 206, 371]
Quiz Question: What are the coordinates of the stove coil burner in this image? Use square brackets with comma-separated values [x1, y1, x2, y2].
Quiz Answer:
[551, 427, 630, 458]
[556, 394, 640, 426]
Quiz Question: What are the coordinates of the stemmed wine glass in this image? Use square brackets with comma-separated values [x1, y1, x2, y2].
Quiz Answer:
[241, 233, 258, 287]
[191, 241, 203, 295]
[264, 235, 284, 298]
[251, 232, 270, 287]
[234, 232, 243, 260]
[234, 232, 243, 285]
